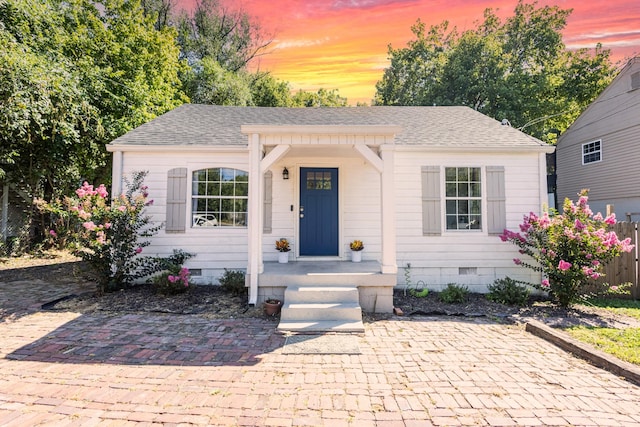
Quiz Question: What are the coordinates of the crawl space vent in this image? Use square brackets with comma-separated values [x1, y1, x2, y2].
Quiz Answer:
[459, 267, 477, 275]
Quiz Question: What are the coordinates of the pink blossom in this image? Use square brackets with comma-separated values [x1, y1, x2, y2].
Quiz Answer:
[96, 231, 106, 245]
[591, 260, 600, 266]
[558, 260, 572, 271]
[135, 247, 142, 254]
[513, 258, 522, 265]
[610, 285, 618, 291]
[538, 212, 551, 229]
[96, 184, 108, 198]
[574, 219, 585, 231]
[590, 272, 601, 279]
[82, 221, 96, 231]
[168, 275, 177, 283]
[78, 210, 91, 220]
[578, 195, 588, 206]
[118, 205, 126, 212]
[541, 279, 550, 288]
[593, 212, 604, 221]
[49, 229, 57, 237]
[104, 223, 112, 229]
[604, 213, 616, 225]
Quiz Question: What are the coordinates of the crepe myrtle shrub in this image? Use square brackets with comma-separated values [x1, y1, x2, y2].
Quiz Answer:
[40, 171, 186, 292]
[499, 190, 634, 308]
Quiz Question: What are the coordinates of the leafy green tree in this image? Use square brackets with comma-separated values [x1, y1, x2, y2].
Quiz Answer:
[183, 58, 253, 105]
[374, 0, 616, 142]
[250, 73, 294, 107]
[292, 88, 348, 107]
[176, 0, 271, 72]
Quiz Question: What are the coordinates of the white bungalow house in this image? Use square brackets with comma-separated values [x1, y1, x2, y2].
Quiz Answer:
[107, 105, 553, 331]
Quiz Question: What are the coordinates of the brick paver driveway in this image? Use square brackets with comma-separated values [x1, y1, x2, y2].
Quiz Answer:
[0, 280, 639, 426]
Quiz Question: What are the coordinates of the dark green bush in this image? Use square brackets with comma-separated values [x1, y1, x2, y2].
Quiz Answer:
[439, 283, 469, 304]
[219, 269, 246, 295]
[486, 277, 530, 306]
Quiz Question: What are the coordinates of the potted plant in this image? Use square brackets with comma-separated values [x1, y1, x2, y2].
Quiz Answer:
[276, 238, 291, 263]
[349, 240, 364, 263]
[264, 297, 282, 316]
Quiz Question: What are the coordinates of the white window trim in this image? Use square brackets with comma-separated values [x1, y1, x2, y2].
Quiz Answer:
[581, 140, 602, 165]
[441, 166, 485, 233]
[190, 167, 249, 229]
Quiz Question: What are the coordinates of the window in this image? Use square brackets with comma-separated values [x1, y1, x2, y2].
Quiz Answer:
[582, 140, 601, 164]
[445, 167, 482, 230]
[192, 168, 248, 227]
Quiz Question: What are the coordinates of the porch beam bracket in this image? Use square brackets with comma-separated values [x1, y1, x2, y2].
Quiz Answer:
[260, 144, 290, 172]
[353, 144, 383, 173]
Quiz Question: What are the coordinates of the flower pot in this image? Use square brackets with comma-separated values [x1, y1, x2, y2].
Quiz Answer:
[264, 300, 281, 316]
[351, 250, 362, 263]
[278, 252, 289, 263]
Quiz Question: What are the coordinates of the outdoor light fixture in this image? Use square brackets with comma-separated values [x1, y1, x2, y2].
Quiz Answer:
[282, 167, 289, 180]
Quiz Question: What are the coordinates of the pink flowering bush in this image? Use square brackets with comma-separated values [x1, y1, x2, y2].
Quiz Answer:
[153, 261, 193, 295]
[500, 190, 634, 307]
[40, 171, 191, 292]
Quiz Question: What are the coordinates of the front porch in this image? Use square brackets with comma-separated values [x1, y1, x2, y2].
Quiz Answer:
[247, 260, 396, 313]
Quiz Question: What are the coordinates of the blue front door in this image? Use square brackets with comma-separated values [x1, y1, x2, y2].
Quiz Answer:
[299, 168, 338, 256]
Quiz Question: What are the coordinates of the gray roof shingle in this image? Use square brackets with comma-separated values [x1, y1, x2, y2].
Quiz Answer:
[108, 104, 548, 149]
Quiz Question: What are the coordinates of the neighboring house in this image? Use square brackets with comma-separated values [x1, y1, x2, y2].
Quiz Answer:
[107, 104, 553, 313]
[556, 56, 640, 218]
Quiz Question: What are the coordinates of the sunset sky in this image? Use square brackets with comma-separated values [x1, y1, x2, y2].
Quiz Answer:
[189, 1, 640, 104]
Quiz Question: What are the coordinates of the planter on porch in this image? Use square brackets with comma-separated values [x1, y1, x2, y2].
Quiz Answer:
[349, 240, 364, 263]
[351, 250, 362, 263]
[278, 252, 289, 263]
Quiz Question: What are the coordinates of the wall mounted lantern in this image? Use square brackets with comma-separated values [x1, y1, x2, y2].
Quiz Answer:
[283, 167, 289, 180]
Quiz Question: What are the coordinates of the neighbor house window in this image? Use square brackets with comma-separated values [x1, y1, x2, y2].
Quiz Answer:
[192, 168, 248, 227]
[445, 167, 482, 230]
[582, 140, 601, 164]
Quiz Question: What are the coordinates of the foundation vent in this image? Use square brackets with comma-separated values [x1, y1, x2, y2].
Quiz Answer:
[458, 267, 477, 275]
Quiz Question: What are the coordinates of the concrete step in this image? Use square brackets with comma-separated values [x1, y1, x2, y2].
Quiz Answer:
[277, 284, 365, 333]
[277, 320, 365, 333]
[284, 286, 359, 304]
[280, 302, 362, 322]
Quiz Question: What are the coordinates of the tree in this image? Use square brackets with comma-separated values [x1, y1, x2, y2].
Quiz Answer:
[176, 0, 271, 72]
[374, 0, 616, 142]
[291, 88, 348, 107]
[183, 58, 253, 105]
[250, 73, 294, 107]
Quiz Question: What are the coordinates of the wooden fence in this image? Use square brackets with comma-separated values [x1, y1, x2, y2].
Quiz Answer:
[590, 222, 639, 299]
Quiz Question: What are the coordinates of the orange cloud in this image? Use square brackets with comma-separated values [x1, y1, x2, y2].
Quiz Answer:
[186, 0, 640, 104]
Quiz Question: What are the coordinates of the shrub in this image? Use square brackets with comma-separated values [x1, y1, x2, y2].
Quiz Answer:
[500, 190, 634, 307]
[487, 277, 530, 306]
[40, 171, 192, 292]
[439, 283, 469, 304]
[219, 269, 246, 295]
[151, 250, 194, 295]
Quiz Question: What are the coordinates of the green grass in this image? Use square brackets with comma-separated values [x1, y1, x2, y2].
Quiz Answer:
[584, 297, 640, 321]
[565, 326, 640, 365]
[564, 298, 640, 366]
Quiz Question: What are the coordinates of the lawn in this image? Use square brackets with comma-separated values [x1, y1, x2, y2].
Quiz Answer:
[565, 298, 640, 366]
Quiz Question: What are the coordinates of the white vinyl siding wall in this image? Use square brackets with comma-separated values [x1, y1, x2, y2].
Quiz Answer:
[116, 150, 250, 284]
[395, 150, 543, 291]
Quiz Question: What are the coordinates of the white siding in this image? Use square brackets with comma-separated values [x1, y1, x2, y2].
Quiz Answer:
[394, 150, 544, 291]
[264, 155, 382, 262]
[119, 150, 250, 284]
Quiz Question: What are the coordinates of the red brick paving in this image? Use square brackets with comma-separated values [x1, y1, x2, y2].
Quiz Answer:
[1, 281, 640, 426]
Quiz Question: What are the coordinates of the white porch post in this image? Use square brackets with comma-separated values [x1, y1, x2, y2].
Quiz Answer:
[380, 145, 397, 274]
[111, 150, 123, 196]
[247, 133, 263, 305]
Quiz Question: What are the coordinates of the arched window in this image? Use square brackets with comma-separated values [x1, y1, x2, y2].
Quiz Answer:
[192, 168, 248, 227]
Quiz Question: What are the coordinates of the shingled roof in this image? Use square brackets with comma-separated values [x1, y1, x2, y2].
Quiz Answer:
[108, 104, 549, 149]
